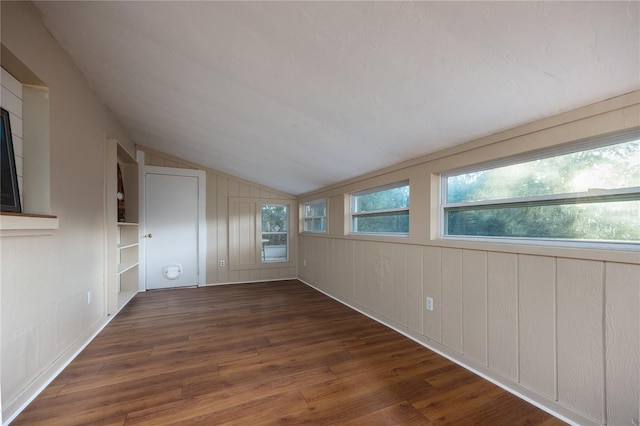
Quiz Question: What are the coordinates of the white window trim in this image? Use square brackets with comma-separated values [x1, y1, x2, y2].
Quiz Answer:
[443, 186, 639, 210]
[440, 131, 640, 250]
[261, 203, 290, 263]
[301, 198, 327, 233]
[441, 234, 640, 252]
[443, 130, 638, 178]
[350, 180, 410, 236]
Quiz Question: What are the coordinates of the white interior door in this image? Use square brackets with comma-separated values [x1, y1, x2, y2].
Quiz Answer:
[144, 171, 199, 289]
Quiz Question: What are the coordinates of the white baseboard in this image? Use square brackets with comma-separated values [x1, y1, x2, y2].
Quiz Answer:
[4, 279, 592, 426]
[2, 301, 129, 425]
[203, 277, 297, 286]
[2, 280, 293, 423]
[297, 278, 596, 426]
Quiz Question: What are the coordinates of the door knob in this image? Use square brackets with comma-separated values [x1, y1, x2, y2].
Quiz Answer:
[146, 233, 153, 238]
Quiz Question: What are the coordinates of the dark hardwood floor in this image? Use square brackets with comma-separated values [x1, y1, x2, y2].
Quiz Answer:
[14, 280, 565, 425]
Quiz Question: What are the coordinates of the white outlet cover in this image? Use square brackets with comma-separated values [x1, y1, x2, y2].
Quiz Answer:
[426, 297, 434, 311]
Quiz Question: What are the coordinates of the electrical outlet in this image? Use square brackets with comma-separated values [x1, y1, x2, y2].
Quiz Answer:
[426, 297, 434, 311]
[303, 259, 307, 267]
[219, 259, 225, 267]
[87, 290, 92, 304]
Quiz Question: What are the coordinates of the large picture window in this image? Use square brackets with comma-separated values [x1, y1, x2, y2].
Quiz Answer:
[351, 181, 409, 235]
[442, 132, 640, 245]
[302, 199, 326, 233]
[261, 204, 289, 262]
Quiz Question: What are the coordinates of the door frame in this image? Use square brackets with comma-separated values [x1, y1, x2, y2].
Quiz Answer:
[137, 151, 206, 290]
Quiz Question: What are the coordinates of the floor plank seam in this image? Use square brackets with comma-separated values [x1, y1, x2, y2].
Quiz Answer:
[11, 280, 566, 425]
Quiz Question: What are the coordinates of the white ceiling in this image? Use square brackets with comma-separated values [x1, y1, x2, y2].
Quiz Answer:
[33, 1, 639, 195]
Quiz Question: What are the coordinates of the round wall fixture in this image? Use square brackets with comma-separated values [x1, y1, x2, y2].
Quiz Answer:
[162, 263, 183, 280]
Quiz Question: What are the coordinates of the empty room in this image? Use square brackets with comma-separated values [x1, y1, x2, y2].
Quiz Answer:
[1, 1, 638, 425]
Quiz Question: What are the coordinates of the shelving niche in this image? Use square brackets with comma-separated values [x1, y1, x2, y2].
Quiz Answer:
[117, 222, 139, 309]
[106, 139, 139, 315]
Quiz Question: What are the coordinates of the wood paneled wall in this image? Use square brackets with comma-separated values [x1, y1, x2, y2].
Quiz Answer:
[297, 92, 640, 426]
[141, 148, 297, 284]
[299, 237, 639, 425]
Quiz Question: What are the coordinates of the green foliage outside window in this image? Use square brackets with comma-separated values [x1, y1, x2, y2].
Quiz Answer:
[353, 211, 409, 234]
[353, 185, 409, 212]
[262, 204, 287, 232]
[352, 183, 410, 234]
[444, 137, 640, 242]
[262, 204, 288, 247]
[303, 200, 327, 233]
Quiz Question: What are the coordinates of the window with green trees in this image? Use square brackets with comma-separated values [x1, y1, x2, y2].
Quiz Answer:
[351, 181, 409, 234]
[261, 204, 289, 262]
[442, 132, 640, 244]
[302, 199, 327, 233]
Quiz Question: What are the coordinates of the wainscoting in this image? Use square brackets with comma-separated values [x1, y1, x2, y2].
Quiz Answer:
[299, 235, 639, 426]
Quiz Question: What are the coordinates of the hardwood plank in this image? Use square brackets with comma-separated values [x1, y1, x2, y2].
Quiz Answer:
[12, 280, 564, 425]
[342, 402, 427, 426]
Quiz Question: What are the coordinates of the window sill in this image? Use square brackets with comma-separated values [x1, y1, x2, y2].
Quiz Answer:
[0, 212, 59, 236]
[433, 236, 640, 265]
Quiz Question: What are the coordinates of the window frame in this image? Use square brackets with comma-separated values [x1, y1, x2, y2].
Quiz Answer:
[301, 198, 327, 234]
[440, 131, 640, 250]
[0, 64, 57, 235]
[350, 180, 410, 236]
[261, 203, 290, 263]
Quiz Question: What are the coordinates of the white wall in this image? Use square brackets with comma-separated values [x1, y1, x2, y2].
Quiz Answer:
[298, 92, 639, 426]
[0, 3, 298, 418]
[1, 2, 136, 421]
[0, 64, 24, 426]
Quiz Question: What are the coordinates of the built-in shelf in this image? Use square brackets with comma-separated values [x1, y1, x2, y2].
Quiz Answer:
[117, 242, 139, 250]
[117, 261, 138, 275]
[116, 222, 139, 306]
[106, 139, 140, 315]
[117, 290, 138, 312]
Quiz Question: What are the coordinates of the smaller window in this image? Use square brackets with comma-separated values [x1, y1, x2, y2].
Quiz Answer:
[351, 181, 409, 235]
[261, 204, 289, 262]
[302, 199, 327, 233]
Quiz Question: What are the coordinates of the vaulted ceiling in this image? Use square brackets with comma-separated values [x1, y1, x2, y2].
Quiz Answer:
[33, 1, 639, 195]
